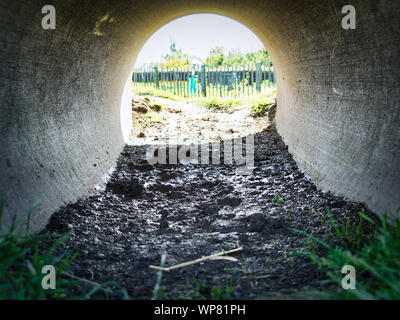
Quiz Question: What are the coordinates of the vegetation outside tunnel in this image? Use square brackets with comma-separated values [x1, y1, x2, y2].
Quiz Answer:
[133, 41, 276, 99]
[133, 84, 277, 115]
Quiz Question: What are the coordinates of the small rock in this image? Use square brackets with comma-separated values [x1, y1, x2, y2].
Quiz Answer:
[169, 191, 184, 199]
[168, 108, 182, 114]
[247, 213, 266, 232]
[152, 183, 172, 193]
[132, 105, 149, 114]
[127, 162, 136, 171]
[159, 209, 169, 219]
[202, 205, 220, 216]
[218, 197, 242, 207]
[138, 132, 146, 138]
[159, 172, 170, 181]
[160, 220, 169, 230]
[130, 178, 145, 197]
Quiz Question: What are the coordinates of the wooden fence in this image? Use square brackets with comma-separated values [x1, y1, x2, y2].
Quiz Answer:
[132, 63, 276, 98]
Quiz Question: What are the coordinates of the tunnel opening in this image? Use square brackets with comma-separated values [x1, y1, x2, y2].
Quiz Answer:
[127, 14, 278, 149]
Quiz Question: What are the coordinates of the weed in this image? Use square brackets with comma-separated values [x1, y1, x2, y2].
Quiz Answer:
[287, 207, 294, 219]
[0, 196, 78, 299]
[195, 96, 240, 111]
[133, 85, 183, 101]
[211, 280, 234, 300]
[223, 243, 233, 250]
[180, 276, 234, 300]
[143, 113, 164, 124]
[181, 276, 207, 300]
[265, 254, 276, 266]
[251, 102, 272, 117]
[224, 267, 241, 275]
[290, 207, 400, 299]
[150, 103, 163, 112]
[268, 193, 284, 204]
[0, 196, 129, 300]
[209, 225, 214, 236]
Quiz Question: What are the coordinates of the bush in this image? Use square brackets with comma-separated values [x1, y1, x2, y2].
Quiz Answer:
[195, 97, 240, 111]
[251, 102, 272, 117]
[150, 104, 163, 112]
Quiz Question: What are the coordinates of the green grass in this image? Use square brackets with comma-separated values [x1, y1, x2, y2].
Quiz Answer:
[0, 196, 79, 299]
[268, 193, 284, 204]
[179, 276, 207, 300]
[290, 207, 400, 300]
[247, 87, 276, 117]
[133, 82, 277, 116]
[251, 102, 273, 117]
[211, 280, 234, 300]
[178, 276, 234, 300]
[192, 87, 276, 113]
[194, 96, 241, 111]
[150, 103, 163, 112]
[142, 113, 165, 125]
[0, 196, 129, 300]
[133, 84, 183, 101]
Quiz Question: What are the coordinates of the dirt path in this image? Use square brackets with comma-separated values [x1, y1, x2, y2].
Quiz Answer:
[129, 96, 271, 145]
[44, 96, 373, 299]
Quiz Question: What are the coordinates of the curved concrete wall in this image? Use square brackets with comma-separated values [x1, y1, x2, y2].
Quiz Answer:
[1, 0, 399, 233]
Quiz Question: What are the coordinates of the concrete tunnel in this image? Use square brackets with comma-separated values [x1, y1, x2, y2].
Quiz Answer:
[1, 0, 399, 233]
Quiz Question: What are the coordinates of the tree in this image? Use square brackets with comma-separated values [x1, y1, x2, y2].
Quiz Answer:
[255, 49, 271, 65]
[205, 47, 224, 67]
[156, 43, 272, 69]
[224, 49, 244, 67]
[205, 47, 271, 67]
[161, 40, 190, 68]
[245, 51, 257, 64]
[245, 49, 270, 65]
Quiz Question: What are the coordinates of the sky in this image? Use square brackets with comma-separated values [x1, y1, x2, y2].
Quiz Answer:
[134, 14, 264, 68]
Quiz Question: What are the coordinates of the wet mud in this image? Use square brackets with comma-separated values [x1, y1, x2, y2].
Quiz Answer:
[44, 97, 375, 299]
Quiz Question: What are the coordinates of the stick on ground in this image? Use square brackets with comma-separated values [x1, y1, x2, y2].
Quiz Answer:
[149, 247, 243, 272]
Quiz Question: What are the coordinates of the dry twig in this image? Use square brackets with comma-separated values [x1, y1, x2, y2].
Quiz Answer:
[149, 247, 243, 272]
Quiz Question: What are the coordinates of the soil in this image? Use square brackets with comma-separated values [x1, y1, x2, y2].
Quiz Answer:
[44, 96, 375, 300]
[129, 96, 271, 145]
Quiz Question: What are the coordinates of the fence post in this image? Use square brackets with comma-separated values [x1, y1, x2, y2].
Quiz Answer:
[201, 65, 207, 97]
[154, 67, 159, 88]
[256, 62, 262, 93]
[271, 63, 276, 85]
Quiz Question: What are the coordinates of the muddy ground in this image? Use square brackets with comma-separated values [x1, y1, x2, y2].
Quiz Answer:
[129, 96, 272, 145]
[44, 96, 374, 299]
